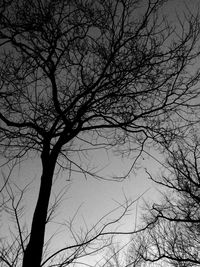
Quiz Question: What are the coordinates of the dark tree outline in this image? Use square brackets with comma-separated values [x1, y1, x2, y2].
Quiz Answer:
[0, 0, 200, 266]
[127, 132, 200, 266]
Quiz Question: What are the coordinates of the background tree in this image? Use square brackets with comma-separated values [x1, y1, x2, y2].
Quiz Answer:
[127, 132, 200, 266]
[101, 241, 146, 267]
[0, 0, 200, 266]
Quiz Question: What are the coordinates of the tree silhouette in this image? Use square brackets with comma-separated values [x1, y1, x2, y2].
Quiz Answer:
[128, 132, 200, 266]
[0, 0, 200, 266]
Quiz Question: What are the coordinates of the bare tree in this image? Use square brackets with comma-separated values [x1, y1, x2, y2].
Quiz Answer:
[101, 241, 145, 267]
[127, 132, 200, 266]
[0, 0, 200, 266]
[1, 178, 145, 267]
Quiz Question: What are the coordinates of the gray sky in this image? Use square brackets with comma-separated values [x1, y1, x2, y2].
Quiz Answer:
[1, 0, 199, 266]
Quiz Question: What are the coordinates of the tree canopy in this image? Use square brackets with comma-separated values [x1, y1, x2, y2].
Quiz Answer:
[0, 1, 200, 267]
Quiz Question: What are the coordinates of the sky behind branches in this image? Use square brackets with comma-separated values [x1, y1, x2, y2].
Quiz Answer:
[1, 0, 200, 266]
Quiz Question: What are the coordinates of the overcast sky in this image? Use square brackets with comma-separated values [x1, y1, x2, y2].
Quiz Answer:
[1, 0, 199, 266]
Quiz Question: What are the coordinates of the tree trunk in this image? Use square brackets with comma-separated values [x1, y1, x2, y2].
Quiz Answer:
[22, 148, 58, 267]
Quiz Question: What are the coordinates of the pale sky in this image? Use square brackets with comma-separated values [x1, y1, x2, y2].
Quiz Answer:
[1, 143, 163, 266]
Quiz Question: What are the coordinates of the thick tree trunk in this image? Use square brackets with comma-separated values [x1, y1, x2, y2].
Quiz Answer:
[22, 148, 58, 267]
